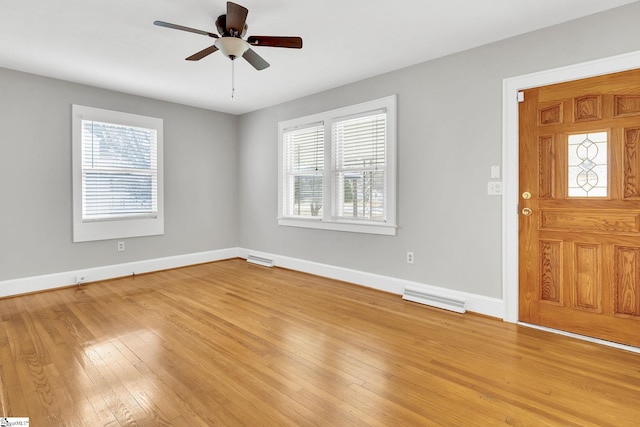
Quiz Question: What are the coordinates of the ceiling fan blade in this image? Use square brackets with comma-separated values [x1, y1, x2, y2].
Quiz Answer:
[243, 48, 270, 70]
[185, 45, 219, 61]
[154, 21, 218, 38]
[247, 36, 303, 49]
[226, 2, 248, 35]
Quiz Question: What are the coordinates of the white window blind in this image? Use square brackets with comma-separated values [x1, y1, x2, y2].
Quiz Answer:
[81, 120, 158, 221]
[72, 104, 164, 242]
[332, 111, 386, 221]
[277, 95, 396, 235]
[282, 123, 324, 217]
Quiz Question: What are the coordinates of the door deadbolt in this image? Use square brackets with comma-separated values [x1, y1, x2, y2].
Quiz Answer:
[522, 191, 532, 200]
[522, 207, 532, 216]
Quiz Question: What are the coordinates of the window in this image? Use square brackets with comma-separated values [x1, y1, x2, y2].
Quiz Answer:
[72, 105, 164, 242]
[282, 123, 325, 217]
[278, 95, 397, 235]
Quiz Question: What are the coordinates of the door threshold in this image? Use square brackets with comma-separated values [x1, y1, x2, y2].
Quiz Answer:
[517, 322, 640, 354]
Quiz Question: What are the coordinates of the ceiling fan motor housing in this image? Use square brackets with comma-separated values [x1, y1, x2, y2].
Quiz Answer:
[216, 15, 248, 37]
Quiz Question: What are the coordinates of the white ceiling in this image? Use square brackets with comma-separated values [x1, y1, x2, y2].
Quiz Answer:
[1, 0, 636, 115]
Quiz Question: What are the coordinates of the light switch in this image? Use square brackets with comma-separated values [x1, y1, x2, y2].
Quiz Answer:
[491, 165, 501, 179]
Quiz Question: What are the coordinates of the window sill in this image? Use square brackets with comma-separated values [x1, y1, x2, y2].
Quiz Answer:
[277, 217, 397, 236]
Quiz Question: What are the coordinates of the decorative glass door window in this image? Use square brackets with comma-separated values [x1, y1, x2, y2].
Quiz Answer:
[568, 131, 608, 197]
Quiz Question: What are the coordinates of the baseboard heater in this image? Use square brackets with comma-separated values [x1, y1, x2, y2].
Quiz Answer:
[402, 286, 466, 314]
[246, 255, 274, 268]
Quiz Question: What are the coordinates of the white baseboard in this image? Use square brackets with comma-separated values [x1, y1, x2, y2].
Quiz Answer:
[240, 248, 504, 319]
[1, 247, 504, 320]
[0, 248, 240, 298]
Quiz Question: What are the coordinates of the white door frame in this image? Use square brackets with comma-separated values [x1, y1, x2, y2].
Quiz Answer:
[502, 50, 640, 323]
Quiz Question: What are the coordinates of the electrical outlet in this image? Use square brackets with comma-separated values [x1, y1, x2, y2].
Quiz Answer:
[488, 181, 502, 196]
[117, 241, 125, 252]
[407, 251, 415, 264]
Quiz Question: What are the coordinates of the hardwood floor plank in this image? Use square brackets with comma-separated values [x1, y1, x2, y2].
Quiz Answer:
[31, 297, 122, 425]
[0, 316, 31, 418]
[1, 259, 640, 425]
[121, 333, 232, 426]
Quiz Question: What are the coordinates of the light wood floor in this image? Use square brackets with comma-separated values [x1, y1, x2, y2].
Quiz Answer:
[1, 259, 640, 426]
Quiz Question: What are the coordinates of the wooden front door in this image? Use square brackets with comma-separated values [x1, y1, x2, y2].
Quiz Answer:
[519, 68, 640, 347]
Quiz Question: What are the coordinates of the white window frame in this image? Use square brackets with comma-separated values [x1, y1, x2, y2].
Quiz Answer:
[278, 95, 397, 235]
[72, 104, 164, 242]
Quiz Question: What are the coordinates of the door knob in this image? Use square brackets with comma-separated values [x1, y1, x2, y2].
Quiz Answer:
[522, 207, 532, 216]
[522, 191, 532, 200]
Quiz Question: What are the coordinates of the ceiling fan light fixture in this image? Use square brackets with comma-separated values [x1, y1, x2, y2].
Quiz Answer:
[215, 37, 250, 59]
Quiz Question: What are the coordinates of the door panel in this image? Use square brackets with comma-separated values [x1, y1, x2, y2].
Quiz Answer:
[519, 68, 640, 347]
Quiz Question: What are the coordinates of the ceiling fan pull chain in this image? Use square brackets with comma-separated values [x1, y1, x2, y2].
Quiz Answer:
[231, 59, 236, 101]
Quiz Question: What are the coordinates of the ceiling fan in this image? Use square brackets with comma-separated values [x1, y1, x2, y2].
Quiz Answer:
[154, 1, 303, 71]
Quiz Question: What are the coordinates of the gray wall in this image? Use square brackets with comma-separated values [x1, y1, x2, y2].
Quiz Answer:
[237, 2, 640, 299]
[0, 68, 239, 281]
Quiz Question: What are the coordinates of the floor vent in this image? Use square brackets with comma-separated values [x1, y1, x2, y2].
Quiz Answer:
[246, 255, 274, 268]
[402, 286, 466, 314]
